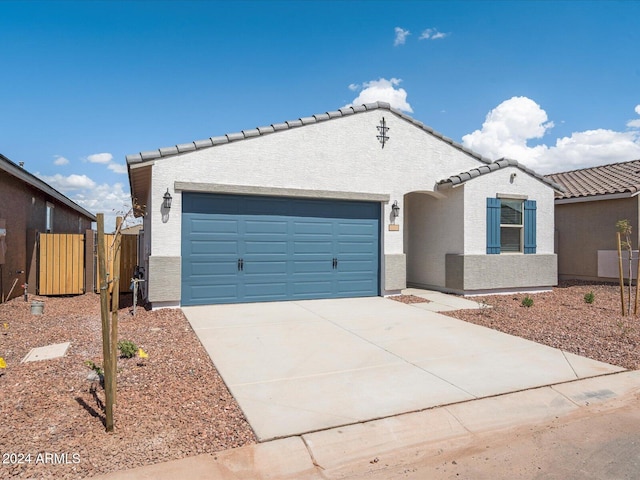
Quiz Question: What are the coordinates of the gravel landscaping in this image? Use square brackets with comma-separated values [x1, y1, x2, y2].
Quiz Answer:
[0, 293, 255, 479]
[444, 280, 640, 370]
[0, 281, 637, 478]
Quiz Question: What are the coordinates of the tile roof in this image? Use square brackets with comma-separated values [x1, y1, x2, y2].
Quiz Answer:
[437, 158, 564, 192]
[126, 102, 494, 165]
[545, 159, 640, 199]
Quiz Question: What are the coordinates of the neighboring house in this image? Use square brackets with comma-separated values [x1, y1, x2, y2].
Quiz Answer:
[546, 159, 640, 282]
[127, 102, 562, 308]
[0, 154, 96, 301]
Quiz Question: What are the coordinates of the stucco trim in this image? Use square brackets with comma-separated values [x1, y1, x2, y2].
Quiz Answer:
[174, 182, 390, 202]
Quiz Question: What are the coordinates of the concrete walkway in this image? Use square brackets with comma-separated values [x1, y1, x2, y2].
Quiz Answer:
[181, 295, 623, 441]
[94, 370, 640, 480]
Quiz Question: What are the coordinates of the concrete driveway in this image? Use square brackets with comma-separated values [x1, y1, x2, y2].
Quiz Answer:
[182, 295, 624, 441]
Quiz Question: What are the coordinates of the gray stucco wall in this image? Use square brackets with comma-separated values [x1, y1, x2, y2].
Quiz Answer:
[445, 254, 557, 293]
[555, 197, 639, 281]
[147, 256, 181, 303]
[384, 253, 406, 291]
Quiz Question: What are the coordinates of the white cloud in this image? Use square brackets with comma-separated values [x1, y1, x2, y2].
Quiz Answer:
[419, 28, 448, 40]
[40, 173, 97, 191]
[462, 97, 640, 174]
[394, 27, 410, 46]
[53, 155, 69, 166]
[627, 104, 640, 128]
[108, 163, 128, 174]
[86, 152, 113, 164]
[346, 78, 413, 113]
[73, 182, 135, 232]
[348, 83, 359, 91]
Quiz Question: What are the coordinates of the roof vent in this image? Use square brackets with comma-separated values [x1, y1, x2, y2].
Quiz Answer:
[19, 162, 24, 168]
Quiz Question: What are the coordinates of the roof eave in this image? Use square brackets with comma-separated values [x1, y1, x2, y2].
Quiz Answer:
[0, 154, 97, 221]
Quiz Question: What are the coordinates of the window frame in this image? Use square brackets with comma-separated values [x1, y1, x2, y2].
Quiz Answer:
[499, 198, 524, 254]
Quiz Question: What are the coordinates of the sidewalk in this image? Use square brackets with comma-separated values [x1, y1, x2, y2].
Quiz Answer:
[93, 369, 640, 480]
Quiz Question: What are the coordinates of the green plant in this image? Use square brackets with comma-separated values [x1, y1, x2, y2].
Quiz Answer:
[85, 360, 104, 376]
[117, 340, 138, 359]
[521, 295, 534, 308]
[584, 291, 595, 304]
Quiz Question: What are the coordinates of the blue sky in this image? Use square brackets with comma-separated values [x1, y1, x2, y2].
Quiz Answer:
[2, 1, 640, 230]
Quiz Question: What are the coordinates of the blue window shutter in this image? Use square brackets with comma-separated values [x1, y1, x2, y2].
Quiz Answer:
[524, 200, 537, 254]
[486, 198, 501, 254]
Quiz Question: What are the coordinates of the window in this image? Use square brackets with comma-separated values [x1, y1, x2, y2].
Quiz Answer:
[46, 202, 54, 233]
[486, 198, 536, 254]
[500, 199, 523, 252]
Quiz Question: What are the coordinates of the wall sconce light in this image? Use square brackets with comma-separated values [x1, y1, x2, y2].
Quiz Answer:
[163, 189, 173, 209]
[391, 200, 400, 218]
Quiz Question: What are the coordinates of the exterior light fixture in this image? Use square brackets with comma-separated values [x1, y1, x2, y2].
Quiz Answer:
[163, 189, 173, 209]
[391, 200, 400, 218]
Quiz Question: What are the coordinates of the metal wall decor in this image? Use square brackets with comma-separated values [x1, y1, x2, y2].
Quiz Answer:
[376, 117, 389, 148]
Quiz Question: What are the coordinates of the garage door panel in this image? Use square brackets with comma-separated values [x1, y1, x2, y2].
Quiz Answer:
[190, 240, 239, 255]
[190, 284, 239, 302]
[244, 240, 288, 254]
[293, 220, 333, 235]
[190, 261, 238, 276]
[337, 221, 376, 235]
[291, 280, 334, 297]
[336, 278, 378, 295]
[244, 219, 288, 235]
[244, 261, 288, 274]
[292, 260, 333, 274]
[182, 193, 379, 305]
[293, 241, 333, 254]
[337, 259, 376, 272]
[190, 218, 239, 234]
[244, 282, 288, 300]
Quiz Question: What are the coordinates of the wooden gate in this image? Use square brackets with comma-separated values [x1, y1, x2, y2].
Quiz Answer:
[38, 233, 85, 295]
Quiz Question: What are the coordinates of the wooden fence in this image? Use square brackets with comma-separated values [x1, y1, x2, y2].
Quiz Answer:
[37, 232, 138, 295]
[100, 234, 138, 293]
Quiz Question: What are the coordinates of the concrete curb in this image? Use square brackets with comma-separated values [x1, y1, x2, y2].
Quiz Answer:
[93, 370, 640, 480]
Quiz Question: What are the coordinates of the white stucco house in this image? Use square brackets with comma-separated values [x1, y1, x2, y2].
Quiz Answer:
[127, 102, 562, 308]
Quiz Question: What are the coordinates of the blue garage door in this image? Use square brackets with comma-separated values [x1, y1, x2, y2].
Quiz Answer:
[181, 193, 380, 305]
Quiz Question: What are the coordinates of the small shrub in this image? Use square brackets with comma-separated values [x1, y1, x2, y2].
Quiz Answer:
[85, 360, 103, 376]
[118, 340, 138, 359]
[584, 291, 595, 304]
[521, 295, 534, 308]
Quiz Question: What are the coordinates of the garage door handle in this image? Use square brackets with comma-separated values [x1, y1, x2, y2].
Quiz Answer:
[332, 258, 337, 269]
[238, 258, 244, 271]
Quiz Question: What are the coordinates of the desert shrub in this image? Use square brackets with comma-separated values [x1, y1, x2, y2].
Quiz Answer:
[584, 291, 595, 304]
[118, 340, 138, 359]
[521, 295, 534, 308]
